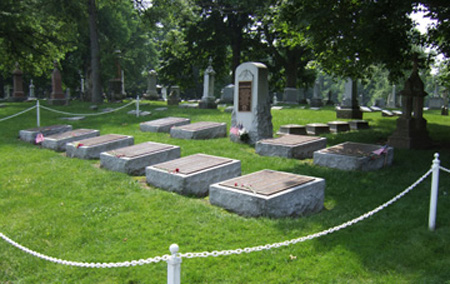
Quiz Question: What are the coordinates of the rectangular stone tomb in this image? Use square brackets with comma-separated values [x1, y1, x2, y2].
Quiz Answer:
[42, 129, 100, 151]
[100, 142, 180, 176]
[209, 170, 325, 218]
[19, 125, 72, 143]
[255, 135, 327, 159]
[277, 124, 306, 136]
[349, 120, 369, 130]
[66, 134, 134, 159]
[146, 153, 241, 197]
[306, 123, 330, 135]
[327, 121, 350, 134]
[140, 117, 190, 133]
[170, 121, 227, 140]
[313, 142, 394, 171]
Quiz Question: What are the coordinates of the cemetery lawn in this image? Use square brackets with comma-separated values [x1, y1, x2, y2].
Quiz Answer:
[1, 100, 450, 283]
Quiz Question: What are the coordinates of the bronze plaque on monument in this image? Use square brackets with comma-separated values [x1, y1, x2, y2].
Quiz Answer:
[238, 81, 252, 112]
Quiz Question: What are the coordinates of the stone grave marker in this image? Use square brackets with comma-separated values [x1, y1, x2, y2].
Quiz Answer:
[42, 129, 100, 152]
[348, 120, 369, 130]
[327, 121, 350, 133]
[146, 153, 241, 197]
[140, 117, 190, 133]
[277, 124, 306, 136]
[209, 169, 325, 218]
[19, 125, 73, 144]
[66, 134, 134, 159]
[256, 135, 327, 159]
[314, 142, 393, 171]
[143, 70, 159, 100]
[336, 78, 362, 119]
[48, 61, 69, 106]
[230, 62, 273, 144]
[220, 84, 234, 104]
[170, 121, 227, 140]
[100, 141, 180, 176]
[306, 123, 330, 135]
[167, 86, 180, 106]
[310, 78, 323, 107]
[283, 87, 300, 104]
[199, 58, 217, 109]
[10, 62, 26, 102]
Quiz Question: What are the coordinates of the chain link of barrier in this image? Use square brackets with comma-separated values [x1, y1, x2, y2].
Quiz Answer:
[0, 168, 433, 268]
[440, 166, 450, 174]
[0, 105, 37, 122]
[39, 100, 135, 117]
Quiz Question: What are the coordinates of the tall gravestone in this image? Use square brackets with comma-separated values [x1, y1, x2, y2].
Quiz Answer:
[388, 61, 432, 149]
[230, 62, 273, 145]
[109, 50, 126, 102]
[310, 77, 323, 107]
[143, 70, 159, 100]
[10, 62, 26, 102]
[28, 79, 36, 100]
[387, 85, 396, 108]
[336, 78, 362, 119]
[48, 61, 69, 106]
[283, 87, 299, 104]
[167, 85, 180, 106]
[199, 58, 217, 109]
[220, 84, 234, 104]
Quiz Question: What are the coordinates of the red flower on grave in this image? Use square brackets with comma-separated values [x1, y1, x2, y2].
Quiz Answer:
[175, 168, 180, 173]
[234, 182, 238, 187]
[76, 143, 84, 148]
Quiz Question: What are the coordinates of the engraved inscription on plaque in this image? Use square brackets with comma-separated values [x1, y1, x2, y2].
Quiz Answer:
[238, 81, 252, 112]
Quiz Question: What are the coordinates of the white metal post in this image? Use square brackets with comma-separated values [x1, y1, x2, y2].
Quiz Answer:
[429, 153, 440, 231]
[36, 100, 40, 127]
[136, 95, 140, 117]
[167, 244, 181, 284]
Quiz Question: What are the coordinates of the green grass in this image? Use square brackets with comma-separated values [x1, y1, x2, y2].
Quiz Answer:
[1, 100, 449, 283]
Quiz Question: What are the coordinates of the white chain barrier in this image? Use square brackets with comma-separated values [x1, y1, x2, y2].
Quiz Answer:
[440, 165, 450, 174]
[39, 100, 135, 117]
[0, 105, 37, 122]
[0, 167, 434, 268]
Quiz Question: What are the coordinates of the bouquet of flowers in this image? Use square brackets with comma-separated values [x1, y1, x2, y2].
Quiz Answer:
[230, 123, 249, 142]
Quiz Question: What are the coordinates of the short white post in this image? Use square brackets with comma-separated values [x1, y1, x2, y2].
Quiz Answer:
[136, 95, 140, 117]
[167, 244, 181, 284]
[36, 100, 40, 127]
[428, 153, 440, 231]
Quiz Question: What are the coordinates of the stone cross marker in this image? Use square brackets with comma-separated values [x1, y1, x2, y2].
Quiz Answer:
[10, 62, 25, 102]
[336, 78, 362, 119]
[230, 62, 273, 144]
[49, 61, 68, 105]
[388, 60, 432, 149]
[199, 58, 217, 109]
[143, 69, 159, 100]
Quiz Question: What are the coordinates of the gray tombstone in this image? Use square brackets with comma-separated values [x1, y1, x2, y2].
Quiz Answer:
[10, 62, 26, 102]
[230, 62, 273, 145]
[48, 61, 69, 106]
[310, 77, 323, 107]
[220, 84, 234, 104]
[28, 79, 36, 100]
[167, 86, 180, 106]
[199, 58, 217, 109]
[387, 85, 396, 108]
[283, 88, 299, 104]
[336, 78, 362, 119]
[143, 70, 159, 100]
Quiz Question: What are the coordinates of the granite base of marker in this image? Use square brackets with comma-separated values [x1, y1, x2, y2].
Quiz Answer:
[209, 170, 325, 218]
[42, 129, 100, 152]
[100, 142, 180, 176]
[140, 117, 191, 133]
[66, 134, 134, 159]
[19, 125, 73, 143]
[146, 154, 241, 197]
[170, 122, 227, 140]
[255, 135, 327, 159]
[313, 142, 393, 171]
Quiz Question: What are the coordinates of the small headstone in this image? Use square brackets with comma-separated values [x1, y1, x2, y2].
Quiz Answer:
[360, 106, 373, 112]
[42, 129, 99, 152]
[283, 88, 300, 104]
[381, 110, 395, 117]
[349, 120, 370, 130]
[66, 134, 134, 159]
[392, 110, 403, 116]
[220, 84, 234, 104]
[19, 125, 73, 144]
[277, 124, 306, 136]
[256, 135, 327, 159]
[209, 170, 325, 218]
[170, 121, 227, 140]
[143, 70, 159, 100]
[140, 117, 190, 133]
[370, 106, 382, 112]
[146, 153, 241, 197]
[327, 121, 350, 133]
[230, 62, 273, 144]
[306, 123, 330, 135]
[271, 106, 283, 110]
[90, 105, 98, 111]
[314, 142, 394, 171]
[167, 86, 180, 106]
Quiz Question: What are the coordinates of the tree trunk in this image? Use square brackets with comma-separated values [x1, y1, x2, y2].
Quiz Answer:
[88, 0, 102, 104]
[285, 49, 298, 88]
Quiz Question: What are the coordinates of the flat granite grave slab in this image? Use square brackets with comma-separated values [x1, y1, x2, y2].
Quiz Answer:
[146, 153, 241, 197]
[19, 125, 73, 144]
[42, 129, 100, 152]
[66, 134, 134, 159]
[349, 120, 370, 130]
[255, 135, 327, 159]
[277, 124, 306, 136]
[140, 117, 191, 133]
[306, 123, 330, 135]
[327, 121, 350, 134]
[170, 121, 227, 140]
[209, 170, 325, 218]
[314, 142, 394, 171]
[100, 141, 180, 176]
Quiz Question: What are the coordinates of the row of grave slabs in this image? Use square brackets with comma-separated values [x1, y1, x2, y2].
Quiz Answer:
[17, 116, 392, 218]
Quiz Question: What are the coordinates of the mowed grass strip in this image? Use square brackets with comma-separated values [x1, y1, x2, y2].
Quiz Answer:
[0, 101, 449, 283]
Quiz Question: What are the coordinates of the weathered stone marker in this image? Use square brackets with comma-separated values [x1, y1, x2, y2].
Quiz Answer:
[66, 134, 134, 159]
[143, 69, 159, 100]
[19, 125, 73, 144]
[140, 117, 190, 133]
[336, 78, 362, 119]
[199, 58, 217, 109]
[146, 153, 241, 197]
[230, 62, 273, 144]
[209, 170, 325, 218]
[42, 129, 100, 151]
[170, 121, 227, 140]
[48, 61, 69, 106]
[314, 142, 394, 171]
[10, 62, 26, 102]
[100, 141, 180, 176]
[256, 135, 327, 159]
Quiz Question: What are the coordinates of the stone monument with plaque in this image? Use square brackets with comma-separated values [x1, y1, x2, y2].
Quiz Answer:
[48, 61, 69, 106]
[230, 62, 273, 144]
[336, 78, 362, 119]
[10, 62, 26, 102]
